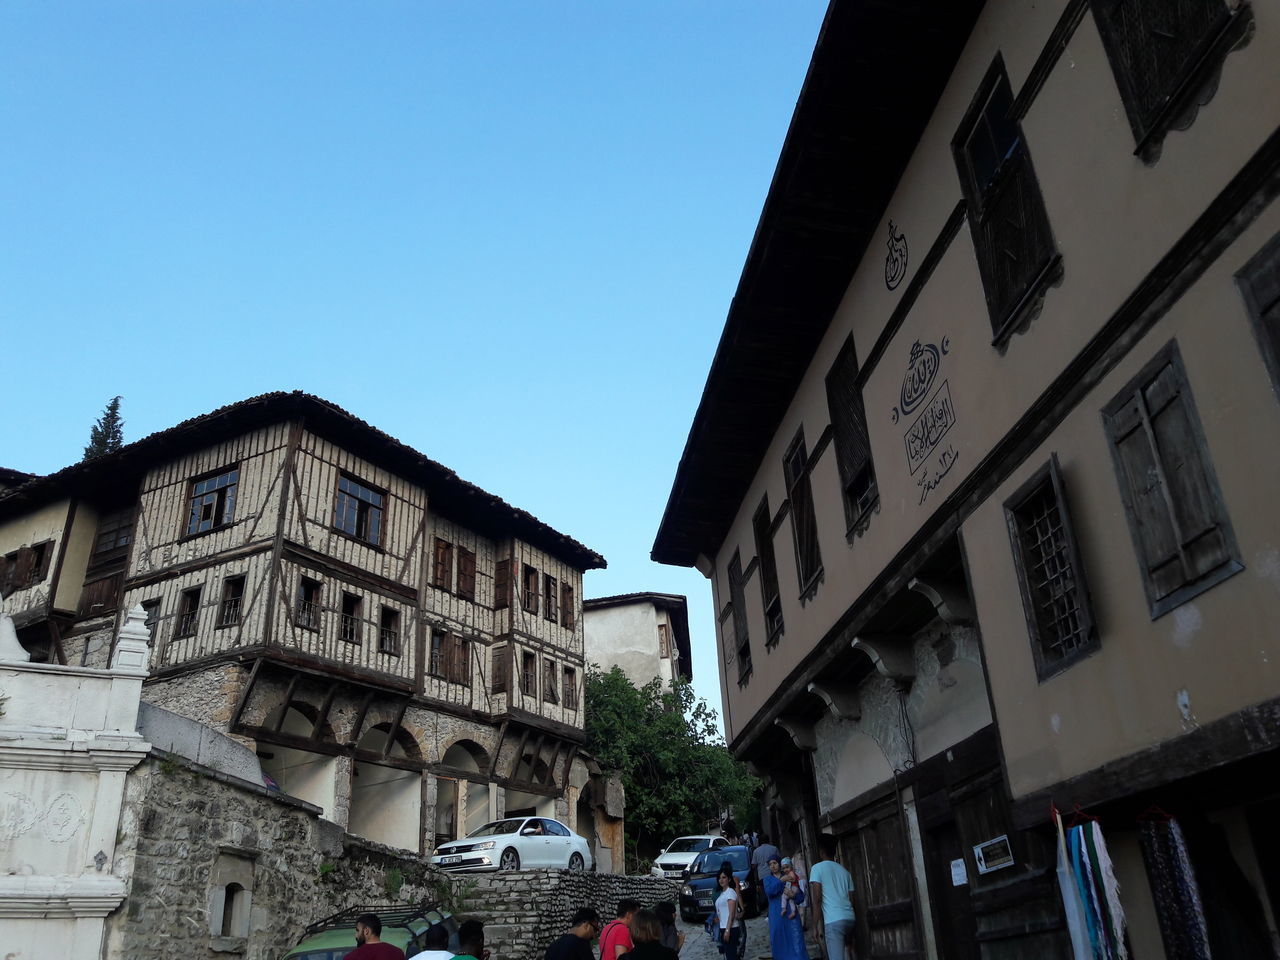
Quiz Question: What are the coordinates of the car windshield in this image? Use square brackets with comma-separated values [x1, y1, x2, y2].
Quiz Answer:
[666, 838, 711, 853]
[693, 849, 749, 874]
[467, 819, 525, 838]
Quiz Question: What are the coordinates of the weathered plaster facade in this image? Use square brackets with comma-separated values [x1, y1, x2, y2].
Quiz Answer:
[582, 593, 692, 690]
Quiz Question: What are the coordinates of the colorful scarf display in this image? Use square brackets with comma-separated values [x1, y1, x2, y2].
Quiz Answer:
[1139, 818, 1211, 960]
[1053, 811, 1129, 960]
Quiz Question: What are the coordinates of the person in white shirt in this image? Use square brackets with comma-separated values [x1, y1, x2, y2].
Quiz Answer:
[714, 863, 745, 960]
[408, 923, 454, 960]
[809, 835, 856, 960]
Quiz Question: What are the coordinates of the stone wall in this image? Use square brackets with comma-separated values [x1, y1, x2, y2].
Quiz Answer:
[457, 870, 681, 960]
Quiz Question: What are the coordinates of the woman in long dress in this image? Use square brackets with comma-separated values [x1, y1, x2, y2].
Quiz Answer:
[764, 857, 808, 960]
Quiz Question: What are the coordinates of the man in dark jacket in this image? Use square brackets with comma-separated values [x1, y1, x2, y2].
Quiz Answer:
[545, 908, 602, 960]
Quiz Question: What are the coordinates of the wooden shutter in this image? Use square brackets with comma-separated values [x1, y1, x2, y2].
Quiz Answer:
[728, 551, 751, 677]
[560, 582, 575, 629]
[752, 498, 780, 607]
[1104, 343, 1241, 615]
[544, 575, 558, 621]
[1239, 230, 1280, 398]
[825, 337, 875, 523]
[457, 547, 476, 600]
[449, 635, 469, 685]
[432, 538, 453, 589]
[495, 558, 510, 608]
[784, 436, 822, 588]
[13, 546, 35, 589]
[492, 644, 509, 694]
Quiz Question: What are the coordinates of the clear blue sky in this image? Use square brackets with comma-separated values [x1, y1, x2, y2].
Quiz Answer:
[0, 1, 827, 726]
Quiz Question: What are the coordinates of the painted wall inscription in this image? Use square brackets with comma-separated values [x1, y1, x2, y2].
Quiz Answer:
[890, 338, 961, 505]
[905, 381, 956, 475]
[885, 220, 908, 291]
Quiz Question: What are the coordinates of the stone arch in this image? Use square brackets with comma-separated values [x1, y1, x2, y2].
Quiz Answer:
[256, 701, 338, 816]
[439, 738, 490, 772]
[349, 721, 422, 852]
[356, 722, 423, 763]
[262, 699, 336, 742]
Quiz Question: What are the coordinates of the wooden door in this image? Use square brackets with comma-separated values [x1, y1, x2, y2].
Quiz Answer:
[844, 797, 923, 959]
[922, 816, 979, 960]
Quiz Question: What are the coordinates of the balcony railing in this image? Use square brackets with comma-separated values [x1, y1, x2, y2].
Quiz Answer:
[340, 614, 361, 644]
[175, 610, 199, 638]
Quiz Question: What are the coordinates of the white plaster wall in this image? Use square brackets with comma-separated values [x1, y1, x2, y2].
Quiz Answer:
[583, 601, 663, 688]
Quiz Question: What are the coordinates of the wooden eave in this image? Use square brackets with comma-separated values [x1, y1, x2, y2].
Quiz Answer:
[651, 0, 987, 568]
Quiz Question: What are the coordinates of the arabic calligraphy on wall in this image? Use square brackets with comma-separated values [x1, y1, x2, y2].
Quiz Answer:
[889, 338, 961, 506]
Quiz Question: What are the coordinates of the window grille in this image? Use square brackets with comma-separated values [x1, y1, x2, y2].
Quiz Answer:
[218, 576, 245, 627]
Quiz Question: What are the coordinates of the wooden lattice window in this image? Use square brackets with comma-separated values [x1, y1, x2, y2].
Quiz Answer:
[521, 565, 539, 614]
[563, 666, 578, 710]
[495, 558, 511, 609]
[543, 574, 558, 622]
[826, 335, 878, 533]
[1102, 341, 1243, 618]
[186, 467, 239, 536]
[218, 576, 245, 628]
[783, 431, 822, 595]
[378, 606, 400, 655]
[340, 592, 362, 644]
[1091, 0, 1247, 159]
[456, 546, 476, 600]
[1005, 457, 1098, 680]
[752, 497, 784, 645]
[560, 582, 575, 629]
[91, 506, 134, 566]
[1237, 229, 1280, 401]
[334, 474, 384, 546]
[175, 586, 202, 638]
[491, 643, 510, 694]
[728, 551, 751, 682]
[432, 538, 454, 590]
[954, 56, 1059, 345]
[296, 577, 321, 631]
[542, 657, 559, 704]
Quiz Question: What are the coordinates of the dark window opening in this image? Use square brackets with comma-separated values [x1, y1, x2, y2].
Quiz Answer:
[728, 551, 751, 681]
[521, 650, 537, 696]
[542, 657, 559, 704]
[378, 606, 400, 655]
[340, 592, 362, 644]
[91, 506, 135, 566]
[1238, 229, 1280, 401]
[432, 538, 454, 590]
[456, 546, 476, 600]
[752, 497, 784, 645]
[783, 432, 822, 594]
[560, 582, 575, 629]
[563, 666, 578, 710]
[218, 576, 245, 627]
[1006, 457, 1098, 680]
[175, 586, 202, 638]
[953, 56, 1058, 344]
[521, 565, 539, 614]
[826, 336, 879, 534]
[543, 574, 558, 623]
[186, 467, 238, 536]
[296, 577, 321, 631]
[1102, 341, 1243, 618]
[495, 558, 511, 609]
[141, 599, 161, 644]
[334, 474, 384, 546]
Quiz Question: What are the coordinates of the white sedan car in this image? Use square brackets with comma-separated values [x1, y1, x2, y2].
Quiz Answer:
[650, 835, 729, 878]
[429, 817, 593, 873]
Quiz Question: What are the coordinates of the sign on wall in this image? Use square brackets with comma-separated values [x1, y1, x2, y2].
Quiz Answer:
[890, 339, 960, 506]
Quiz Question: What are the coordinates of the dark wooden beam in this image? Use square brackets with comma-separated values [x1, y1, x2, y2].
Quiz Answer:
[349, 689, 375, 747]
[311, 681, 339, 740]
[382, 697, 411, 760]
[272, 672, 301, 731]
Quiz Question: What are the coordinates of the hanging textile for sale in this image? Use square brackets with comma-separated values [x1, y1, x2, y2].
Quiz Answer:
[1054, 809, 1094, 960]
[1053, 810, 1129, 960]
[1140, 818, 1212, 960]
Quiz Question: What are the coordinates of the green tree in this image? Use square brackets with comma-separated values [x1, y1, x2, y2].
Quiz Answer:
[584, 665, 761, 872]
[83, 396, 125, 460]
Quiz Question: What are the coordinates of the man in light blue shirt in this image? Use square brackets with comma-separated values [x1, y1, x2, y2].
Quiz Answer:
[809, 834, 856, 960]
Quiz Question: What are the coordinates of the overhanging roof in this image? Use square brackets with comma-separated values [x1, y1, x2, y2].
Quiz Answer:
[651, 0, 986, 567]
[0, 392, 605, 571]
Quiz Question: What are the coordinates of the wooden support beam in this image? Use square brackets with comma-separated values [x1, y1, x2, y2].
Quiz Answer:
[489, 719, 509, 778]
[908, 576, 975, 626]
[349, 689, 375, 747]
[807, 680, 861, 721]
[272, 672, 301, 731]
[851, 634, 916, 685]
[510, 725, 531, 781]
[230, 658, 264, 731]
[312, 681, 339, 740]
[382, 697, 411, 759]
[543, 740, 563, 787]
[774, 717, 817, 752]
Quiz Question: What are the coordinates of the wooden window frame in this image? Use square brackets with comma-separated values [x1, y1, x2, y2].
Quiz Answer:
[1090, 0, 1252, 162]
[1102, 340, 1244, 619]
[752, 496, 784, 647]
[429, 628, 446, 678]
[332, 473, 385, 548]
[340, 592, 362, 644]
[184, 465, 240, 539]
[727, 550, 752, 683]
[141, 598, 161, 644]
[495, 558, 511, 609]
[562, 665, 578, 711]
[217, 575, 246, 629]
[295, 577, 321, 632]
[542, 657, 559, 704]
[1005, 456, 1099, 681]
[826, 336, 879, 535]
[456, 546, 476, 601]
[520, 650, 537, 697]
[521, 565, 540, 615]
[5, 541, 55, 593]
[1237, 228, 1280, 402]
[492, 643, 510, 694]
[90, 506, 134, 568]
[378, 605, 401, 656]
[543, 574, 558, 623]
[783, 430, 823, 599]
[952, 55, 1060, 347]
[560, 582, 576, 629]
[432, 538, 454, 591]
[175, 586, 202, 638]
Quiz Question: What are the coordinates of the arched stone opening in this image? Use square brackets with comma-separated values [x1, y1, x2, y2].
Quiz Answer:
[257, 702, 338, 816]
[436, 740, 493, 842]
[349, 722, 422, 851]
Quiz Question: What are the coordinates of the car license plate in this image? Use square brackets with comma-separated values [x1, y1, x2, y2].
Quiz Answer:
[697, 897, 712, 906]
[441, 856, 463, 865]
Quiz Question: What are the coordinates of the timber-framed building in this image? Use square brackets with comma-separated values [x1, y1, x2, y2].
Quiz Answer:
[0, 392, 611, 859]
[655, 0, 1280, 957]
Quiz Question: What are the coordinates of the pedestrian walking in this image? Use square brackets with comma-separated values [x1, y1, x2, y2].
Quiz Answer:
[654, 902, 685, 953]
[751, 835, 780, 913]
[600, 899, 641, 960]
[764, 858, 808, 960]
[714, 863, 747, 960]
[407, 923, 453, 960]
[344, 913, 406, 960]
[810, 835, 856, 960]
[620, 909, 680, 960]
[545, 907, 602, 960]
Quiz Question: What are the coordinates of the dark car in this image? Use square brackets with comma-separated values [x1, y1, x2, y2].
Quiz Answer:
[678, 845, 759, 922]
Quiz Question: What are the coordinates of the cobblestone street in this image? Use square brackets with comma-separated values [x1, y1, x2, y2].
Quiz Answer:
[675, 914, 822, 960]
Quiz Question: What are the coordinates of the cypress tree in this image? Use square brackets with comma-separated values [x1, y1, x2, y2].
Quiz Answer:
[83, 396, 125, 460]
